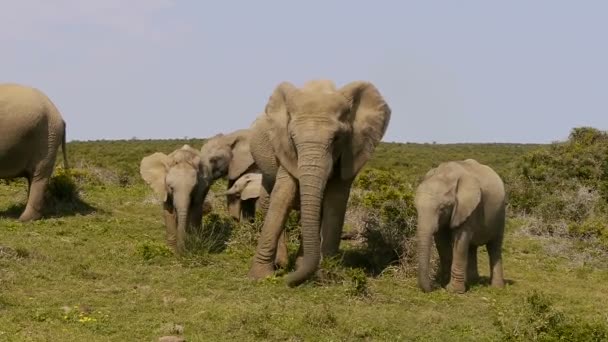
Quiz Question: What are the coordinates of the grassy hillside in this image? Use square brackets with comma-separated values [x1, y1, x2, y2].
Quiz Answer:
[1, 132, 607, 341]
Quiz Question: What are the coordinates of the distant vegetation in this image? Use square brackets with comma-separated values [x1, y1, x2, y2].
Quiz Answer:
[1, 127, 606, 340]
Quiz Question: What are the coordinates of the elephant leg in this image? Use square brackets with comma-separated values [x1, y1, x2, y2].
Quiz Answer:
[275, 230, 289, 269]
[434, 228, 452, 286]
[319, 177, 353, 258]
[467, 245, 479, 285]
[163, 203, 179, 252]
[446, 228, 471, 294]
[487, 237, 505, 288]
[227, 196, 241, 221]
[248, 167, 296, 280]
[19, 176, 49, 222]
[188, 202, 203, 232]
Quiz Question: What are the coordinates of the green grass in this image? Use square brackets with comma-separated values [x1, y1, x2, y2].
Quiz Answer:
[1, 138, 607, 341]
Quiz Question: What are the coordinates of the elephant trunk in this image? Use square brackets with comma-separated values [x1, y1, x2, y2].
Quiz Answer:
[417, 209, 438, 292]
[285, 144, 330, 287]
[174, 192, 192, 254]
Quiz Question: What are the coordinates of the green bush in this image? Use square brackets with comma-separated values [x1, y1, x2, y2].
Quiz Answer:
[347, 169, 418, 273]
[508, 127, 608, 248]
[187, 213, 237, 255]
[494, 290, 608, 341]
[47, 168, 80, 202]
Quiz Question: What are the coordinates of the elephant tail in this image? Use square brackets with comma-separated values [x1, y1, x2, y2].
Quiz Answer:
[61, 120, 69, 170]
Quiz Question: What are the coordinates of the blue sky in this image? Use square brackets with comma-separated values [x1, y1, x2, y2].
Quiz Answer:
[1, 1, 606, 143]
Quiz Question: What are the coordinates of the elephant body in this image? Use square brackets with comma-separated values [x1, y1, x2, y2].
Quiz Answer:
[199, 129, 266, 220]
[415, 159, 506, 293]
[0, 83, 68, 221]
[140, 145, 207, 254]
[217, 173, 263, 222]
[248, 79, 391, 287]
[200, 128, 290, 267]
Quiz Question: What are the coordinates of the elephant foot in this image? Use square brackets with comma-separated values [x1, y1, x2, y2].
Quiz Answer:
[248, 262, 275, 280]
[294, 255, 305, 271]
[274, 252, 288, 269]
[18, 209, 42, 222]
[491, 278, 505, 288]
[446, 281, 466, 294]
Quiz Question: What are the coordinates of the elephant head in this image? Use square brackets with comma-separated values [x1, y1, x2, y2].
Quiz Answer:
[199, 129, 257, 219]
[262, 79, 391, 286]
[217, 173, 262, 200]
[414, 163, 482, 292]
[140, 145, 207, 254]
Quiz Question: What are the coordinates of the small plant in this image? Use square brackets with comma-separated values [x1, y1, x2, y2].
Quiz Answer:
[186, 213, 236, 254]
[493, 290, 608, 341]
[136, 241, 173, 261]
[47, 168, 80, 202]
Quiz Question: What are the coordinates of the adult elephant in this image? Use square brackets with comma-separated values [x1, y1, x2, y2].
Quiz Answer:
[198, 129, 262, 220]
[247, 79, 391, 287]
[0, 83, 68, 222]
[415, 159, 506, 294]
[198, 129, 290, 266]
[140, 145, 206, 254]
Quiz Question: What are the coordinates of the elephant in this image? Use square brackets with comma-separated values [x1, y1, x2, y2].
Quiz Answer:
[247, 79, 391, 287]
[199, 129, 290, 267]
[140, 144, 207, 254]
[0, 83, 69, 222]
[199, 129, 264, 219]
[216, 173, 263, 222]
[415, 158, 506, 294]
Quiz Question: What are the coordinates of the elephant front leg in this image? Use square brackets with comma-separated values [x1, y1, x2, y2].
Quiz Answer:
[434, 228, 452, 287]
[19, 177, 49, 222]
[446, 229, 472, 294]
[248, 167, 296, 280]
[274, 230, 289, 269]
[188, 201, 203, 233]
[319, 177, 353, 258]
[226, 195, 241, 221]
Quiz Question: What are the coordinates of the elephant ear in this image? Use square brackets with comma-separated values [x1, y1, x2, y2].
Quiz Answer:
[227, 130, 255, 181]
[241, 174, 262, 200]
[339, 81, 391, 180]
[241, 180, 262, 200]
[265, 82, 299, 177]
[140, 152, 171, 202]
[450, 174, 482, 228]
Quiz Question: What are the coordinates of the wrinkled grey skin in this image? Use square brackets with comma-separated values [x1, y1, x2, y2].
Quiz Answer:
[0, 83, 68, 222]
[216, 173, 263, 222]
[140, 145, 207, 254]
[199, 129, 263, 219]
[248, 79, 391, 287]
[415, 159, 506, 294]
[199, 129, 289, 266]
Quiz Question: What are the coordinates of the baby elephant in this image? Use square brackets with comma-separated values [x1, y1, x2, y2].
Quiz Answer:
[216, 173, 262, 222]
[140, 145, 207, 254]
[415, 159, 506, 294]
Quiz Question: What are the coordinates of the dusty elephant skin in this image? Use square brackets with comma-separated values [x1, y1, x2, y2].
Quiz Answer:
[415, 159, 506, 294]
[199, 129, 291, 267]
[216, 172, 262, 221]
[140, 145, 207, 255]
[198, 129, 261, 222]
[247, 79, 391, 287]
[0, 83, 69, 222]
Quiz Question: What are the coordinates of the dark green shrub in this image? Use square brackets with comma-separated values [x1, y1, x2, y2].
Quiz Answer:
[347, 169, 418, 273]
[508, 127, 608, 249]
